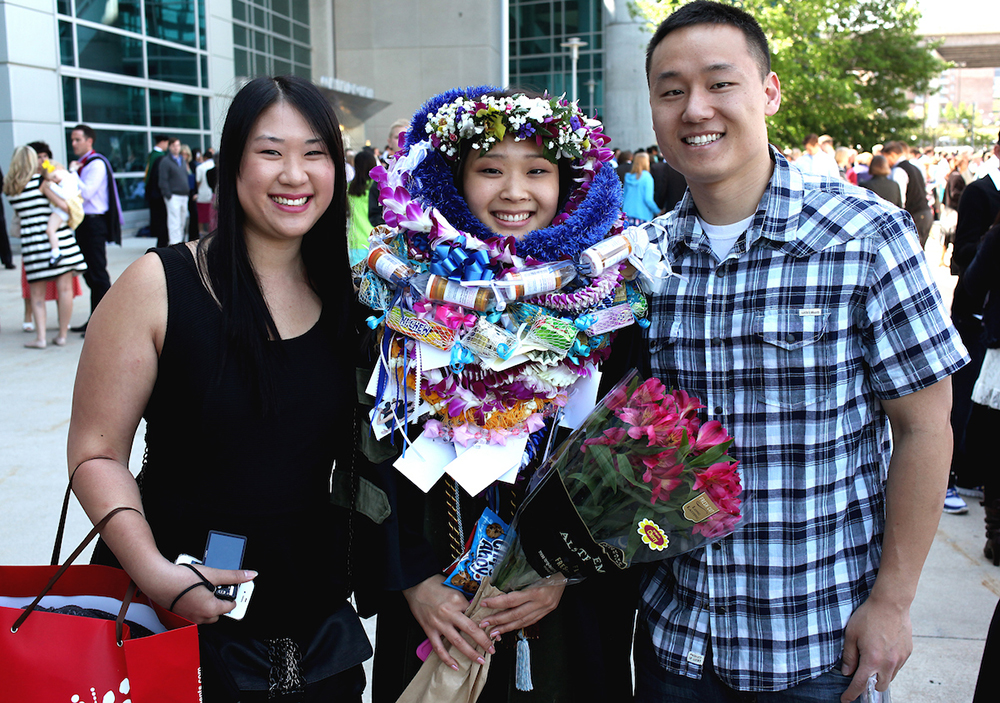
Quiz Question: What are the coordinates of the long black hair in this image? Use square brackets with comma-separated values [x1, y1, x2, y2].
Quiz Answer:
[347, 149, 378, 198]
[200, 75, 353, 411]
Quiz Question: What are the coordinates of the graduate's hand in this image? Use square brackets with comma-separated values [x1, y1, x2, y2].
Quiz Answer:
[403, 575, 496, 670]
[478, 580, 566, 637]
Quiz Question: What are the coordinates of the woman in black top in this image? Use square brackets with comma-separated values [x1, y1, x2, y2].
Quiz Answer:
[860, 154, 902, 208]
[68, 76, 372, 701]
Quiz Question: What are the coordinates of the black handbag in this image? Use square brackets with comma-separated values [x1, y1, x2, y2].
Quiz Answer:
[198, 601, 371, 702]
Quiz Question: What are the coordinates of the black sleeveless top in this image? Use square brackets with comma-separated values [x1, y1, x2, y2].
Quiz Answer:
[139, 245, 356, 639]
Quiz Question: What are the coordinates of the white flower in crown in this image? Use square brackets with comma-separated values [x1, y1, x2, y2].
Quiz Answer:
[524, 99, 551, 123]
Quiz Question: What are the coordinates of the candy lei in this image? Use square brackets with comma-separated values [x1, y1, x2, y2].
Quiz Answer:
[360, 86, 649, 484]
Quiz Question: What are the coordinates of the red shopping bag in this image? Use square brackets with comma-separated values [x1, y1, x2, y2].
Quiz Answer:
[0, 508, 201, 703]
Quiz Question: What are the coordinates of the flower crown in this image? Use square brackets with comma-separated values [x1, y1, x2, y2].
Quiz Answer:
[424, 92, 605, 163]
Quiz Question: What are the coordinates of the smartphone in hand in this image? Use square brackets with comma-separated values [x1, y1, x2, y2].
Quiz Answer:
[202, 531, 254, 620]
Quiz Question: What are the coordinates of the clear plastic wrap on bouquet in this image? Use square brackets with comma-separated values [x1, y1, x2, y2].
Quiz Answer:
[490, 369, 743, 592]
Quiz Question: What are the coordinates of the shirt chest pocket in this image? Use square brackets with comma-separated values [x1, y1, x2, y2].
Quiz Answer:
[751, 309, 832, 408]
[648, 320, 683, 370]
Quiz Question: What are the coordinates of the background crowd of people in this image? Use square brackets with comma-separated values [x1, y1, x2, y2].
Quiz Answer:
[608, 132, 1000, 238]
[142, 135, 217, 247]
[0, 127, 121, 344]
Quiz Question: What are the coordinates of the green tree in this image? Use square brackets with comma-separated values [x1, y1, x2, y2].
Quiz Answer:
[631, 0, 945, 149]
[936, 102, 992, 149]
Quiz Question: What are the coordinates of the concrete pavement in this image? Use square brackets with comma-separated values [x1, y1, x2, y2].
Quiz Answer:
[0, 232, 996, 701]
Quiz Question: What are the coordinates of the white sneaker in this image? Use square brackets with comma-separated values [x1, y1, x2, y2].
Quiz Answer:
[944, 487, 969, 515]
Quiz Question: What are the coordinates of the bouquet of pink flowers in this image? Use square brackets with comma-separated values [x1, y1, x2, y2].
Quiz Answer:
[397, 370, 742, 703]
[490, 369, 743, 592]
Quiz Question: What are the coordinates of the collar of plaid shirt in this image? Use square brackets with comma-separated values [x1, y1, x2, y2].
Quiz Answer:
[660, 147, 867, 264]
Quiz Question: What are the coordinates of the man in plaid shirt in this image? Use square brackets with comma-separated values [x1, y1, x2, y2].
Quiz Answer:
[635, 2, 969, 702]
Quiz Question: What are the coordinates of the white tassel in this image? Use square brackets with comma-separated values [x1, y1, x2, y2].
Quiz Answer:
[515, 630, 533, 692]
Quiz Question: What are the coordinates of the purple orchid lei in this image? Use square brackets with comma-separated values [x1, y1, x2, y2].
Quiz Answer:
[362, 86, 639, 468]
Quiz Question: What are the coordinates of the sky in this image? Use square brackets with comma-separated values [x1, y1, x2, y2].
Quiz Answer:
[917, 0, 998, 35]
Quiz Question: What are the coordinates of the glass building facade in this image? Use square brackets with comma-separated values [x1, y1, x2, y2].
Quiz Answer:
[508, 0, 604, 118]
[57, 0, 213, 211]
[231, 0, 312, 81]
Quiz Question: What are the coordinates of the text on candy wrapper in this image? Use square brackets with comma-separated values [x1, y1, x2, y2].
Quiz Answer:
[466, 538, 505, 581]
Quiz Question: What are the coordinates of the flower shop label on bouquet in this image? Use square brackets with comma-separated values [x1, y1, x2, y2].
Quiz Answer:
[637, 519, 670, 551]
[682, 493, 720, 523]
[517, 470, 627, 579]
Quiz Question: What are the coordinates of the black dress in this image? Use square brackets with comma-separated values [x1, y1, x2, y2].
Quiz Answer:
[93, 244, 370, 701]
[371, 476, 638, 703]
[368, 324, 644, 703]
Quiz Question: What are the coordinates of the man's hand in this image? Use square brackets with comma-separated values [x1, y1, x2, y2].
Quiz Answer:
[839, 593, 912, 702]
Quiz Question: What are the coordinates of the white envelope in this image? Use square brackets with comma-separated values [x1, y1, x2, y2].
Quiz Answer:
[496, 464, 520, 484]
[445, 435, 529, 496]
[453, 432, 521, 485]
[560, 368, 603, 430]
[393, 431, 456, 493]
[417, 342, 453, 371]
[482, 353, 530, 372]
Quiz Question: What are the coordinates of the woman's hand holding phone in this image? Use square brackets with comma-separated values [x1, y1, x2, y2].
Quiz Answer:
[166, 556, 257, 624]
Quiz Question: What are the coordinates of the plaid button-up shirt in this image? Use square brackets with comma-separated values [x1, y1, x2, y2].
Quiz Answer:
[638, 148, 968, 691]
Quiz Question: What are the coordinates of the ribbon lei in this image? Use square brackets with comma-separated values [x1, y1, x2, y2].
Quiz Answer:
[373, 290, 404, 428]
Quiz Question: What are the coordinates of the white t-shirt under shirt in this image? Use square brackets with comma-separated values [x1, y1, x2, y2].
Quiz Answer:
[698, 214, 755, 261]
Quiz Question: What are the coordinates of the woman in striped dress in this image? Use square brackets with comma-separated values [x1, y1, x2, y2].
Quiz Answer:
[4, 145, 87, 348]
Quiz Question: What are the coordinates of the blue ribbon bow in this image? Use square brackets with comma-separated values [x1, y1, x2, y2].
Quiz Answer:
[430, 239, 494, 283]
[450, 343, 476, 374]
